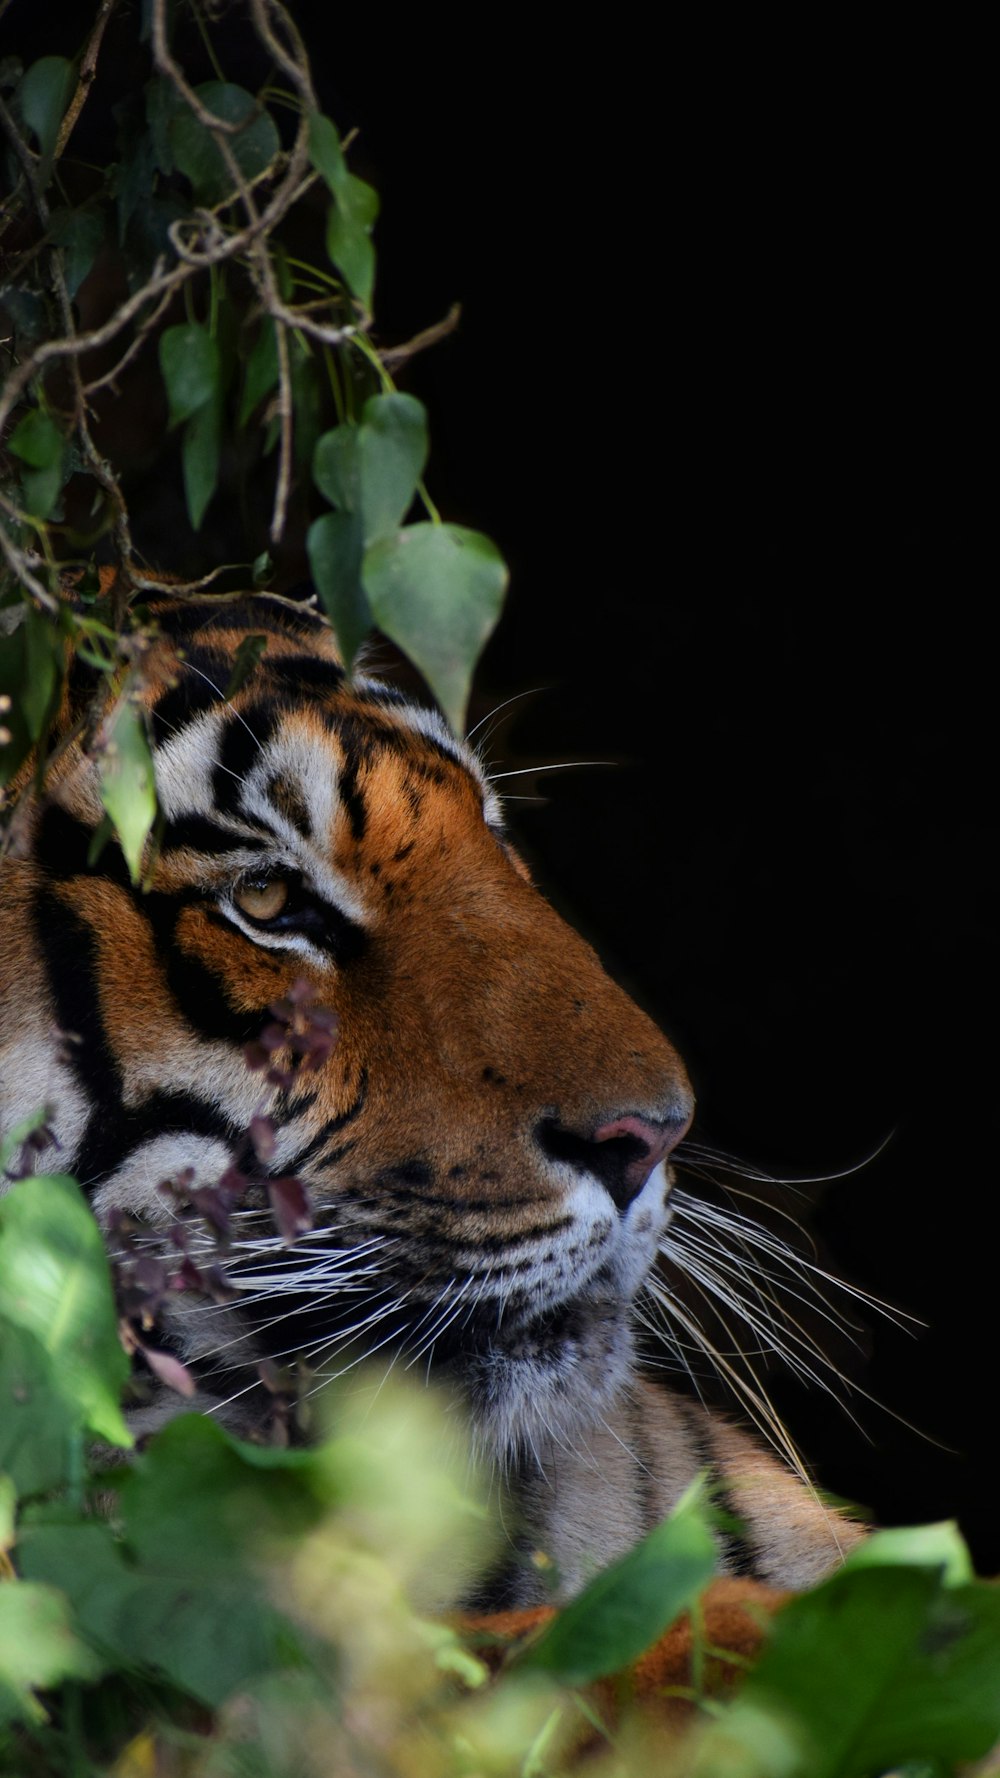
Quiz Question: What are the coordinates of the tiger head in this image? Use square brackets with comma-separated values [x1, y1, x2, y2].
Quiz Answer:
[0, 594, 693, 1455]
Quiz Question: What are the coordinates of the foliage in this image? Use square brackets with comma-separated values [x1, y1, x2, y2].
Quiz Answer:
[1, 1179, 1000, 1775]
[1, 0, 508, 877]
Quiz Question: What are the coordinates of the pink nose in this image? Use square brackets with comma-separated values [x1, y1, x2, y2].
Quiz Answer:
[592, 1110, 693, 1210]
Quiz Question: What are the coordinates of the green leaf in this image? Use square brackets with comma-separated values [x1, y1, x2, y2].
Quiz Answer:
[49, 204, 105, 298]
[0, 599, 64, 786]
[358, 394, 428, 543]
[307, 510, 369, 668]
[238, 316, 279, 426]
[0, 1175, 131, 1468]
[0, 1580, 101, 1727]
[158, 322, 220, 429]
[363, 523, 508, 734]
[182, 395, 222, 532]
[170, 82, 280, 206]
[0, 1324, 81, 1497]
[0, 1105, 53, 1179]
[96, 693, 157, 884]
[844, 1519, 974, 1585]
[732, 1561, 1000, 1777]
[20, 461, 64, 521]
[18, 55, 74, 162]
[20, 1419, 332, 1706]
[309, 112, 379, 309]
[325, 177, 378, 310]
[313, 421, 360, 512]
[307, 111, 348, 191]
[0, 1476, 14, 1556]
[521, 1477, 718, 1687]
[224, 632, 268, 698]
[7, 407, 63, 469]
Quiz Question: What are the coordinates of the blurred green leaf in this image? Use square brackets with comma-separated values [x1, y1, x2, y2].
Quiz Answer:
[0, 1477, 14, 1556]
[18, 55, 73, 162]
[521, 1477, 718, 1687]
[7, 408, 67, 514]
[844, 1520, 974, 1585]
[21, 1418, 332, 1706]
[0, 1104, 53, 1178]
[238, 315, 279, 426]
[307, 510, 369, 668]
[170, 82, 280, 206]
[7, 408, 63, 469]
[182, 394, 222, 531]
[0, 1579, 102, 1727]
[363, 522, 508, 734]
[358, 393, 428, 543]
[735, 1560, 1000, 1777]
[325, 178, 378, 310]
[310, 423, 369, 662]
[224, 631, 268, 697]
[49, 204, 105, 298]
[313, 420, 360, 511]
[158, 322, 219, 429]
[309, 112, 378, 308]
[307, 110, 348, 190]
[96, 692, 157, 883]
[0, 599, 64, 786]
[0, 1175, 131, 1480]
[0, 1324, 77, 1497]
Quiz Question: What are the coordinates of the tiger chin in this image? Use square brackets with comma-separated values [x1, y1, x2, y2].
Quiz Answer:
[0, 590, 864, 1606]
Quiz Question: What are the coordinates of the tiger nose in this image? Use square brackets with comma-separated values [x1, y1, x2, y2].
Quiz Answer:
[538, 1100, 693, 1214]
[590, 1110, 693, 1211]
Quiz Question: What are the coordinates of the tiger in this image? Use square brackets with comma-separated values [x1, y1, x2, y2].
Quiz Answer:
[0, 590, 864, 1606]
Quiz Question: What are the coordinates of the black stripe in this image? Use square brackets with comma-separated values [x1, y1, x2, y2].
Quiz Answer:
[151, 596, 321, 641]
[285, 1078, 368, 1171]
[161, 814, 267, 856]
[151, 649, 232, 734]
[263, 656, 344, 695]
[139, 890, 276, 1044]
[336, 750, 367, 841]
[75, 1090, 238, 1197]
[211, 703, 277, 812]
[35, 804, 131, 889]
[33, 888, 123, 1112]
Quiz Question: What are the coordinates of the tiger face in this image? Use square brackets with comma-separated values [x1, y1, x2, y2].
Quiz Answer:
[0, 594, 693, 1457]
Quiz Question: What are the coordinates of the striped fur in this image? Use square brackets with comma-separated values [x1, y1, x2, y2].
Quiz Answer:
[0, 593, 863, 1602]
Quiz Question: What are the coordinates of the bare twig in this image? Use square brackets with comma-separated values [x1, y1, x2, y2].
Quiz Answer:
[82, 287, 176, 396]
[54, 0, 121, 160]
[380, 302, 463, 370]
[0, 522, 59, 614]
[249, 0, 317, 109]
[151, 0, 244, 135]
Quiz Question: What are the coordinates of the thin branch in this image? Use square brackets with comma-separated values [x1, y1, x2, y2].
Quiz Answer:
[269, 304, 293, 542]
[54, 0, 121, 161]
[380, 302, 462, 370]
[82, 286, 176, 395]
[151, 0, 245, 135]
[249, 0, 318, 110]
[0, 522, 59, 614]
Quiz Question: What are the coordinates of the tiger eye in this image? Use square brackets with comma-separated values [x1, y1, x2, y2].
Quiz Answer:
[235, 878, 289, 921]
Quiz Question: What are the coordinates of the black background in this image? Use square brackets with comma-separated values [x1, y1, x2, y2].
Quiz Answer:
[10, 6, 993, 1565]
[317, 18, 993, 1566]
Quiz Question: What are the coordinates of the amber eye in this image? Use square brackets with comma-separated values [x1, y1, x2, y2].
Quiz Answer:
[234, 877, 289, 922]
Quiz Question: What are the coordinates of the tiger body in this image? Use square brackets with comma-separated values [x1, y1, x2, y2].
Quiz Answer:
[0, 593, 862, 1603]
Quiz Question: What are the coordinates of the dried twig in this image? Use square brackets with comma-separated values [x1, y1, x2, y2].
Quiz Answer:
[380, 302, 463, 370]
[54, 0, 121, 160]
